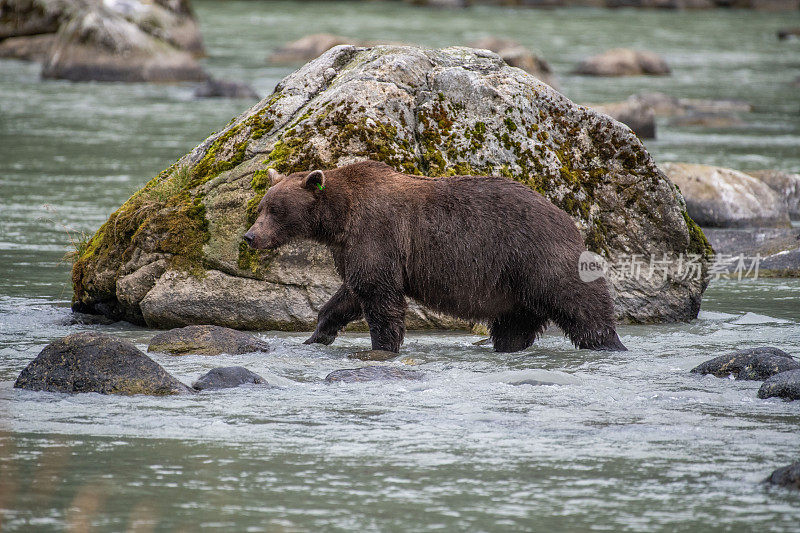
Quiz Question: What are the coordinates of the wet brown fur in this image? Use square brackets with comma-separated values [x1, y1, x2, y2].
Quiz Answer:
[245, 160, 626, 353]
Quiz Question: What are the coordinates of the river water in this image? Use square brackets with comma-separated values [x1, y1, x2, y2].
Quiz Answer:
[1, 1, 799, 530]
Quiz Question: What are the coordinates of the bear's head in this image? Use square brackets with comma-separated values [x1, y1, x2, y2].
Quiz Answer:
[243, 168, 326, 250]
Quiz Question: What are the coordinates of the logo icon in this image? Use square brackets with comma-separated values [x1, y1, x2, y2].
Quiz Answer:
[578, 251, 608, 282]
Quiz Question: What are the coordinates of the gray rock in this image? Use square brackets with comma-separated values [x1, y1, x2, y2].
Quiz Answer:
[758, 369, 800, 400]
[0, 33, 56, 61]
[748, 170, 800, 221]
[669, 113, 743, 128]
[764, 462, 800, 489]
[71, 45, 711, 329]
[510, 379, 559, 386]
[587, 99, 655, 139]
[14, 332, 192, 395]
[325, 366, 424, 383]
[703, 227, 800, 277]
[575, 48, 670, 76]
[148, 325, 270, 355]
[691, 347, 795, 378]
[0, 0, 204, 63]
[469, 37, 557, 88]
[662, 163, 791, 228]
[192, 366, 267, 390]
[194, 78, 259, 100]
[347, 349, 399, 361]
[629, 92, 751, 118]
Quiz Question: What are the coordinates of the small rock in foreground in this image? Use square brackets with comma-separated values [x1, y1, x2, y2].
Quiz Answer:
[14, 332, 191, 395]
[192, 366, 268, 391]
[691, 347, 794, 378]
[510, 379, 559, 387]
[347, 349, 398, 362]
[148, 325, 270, 356]
[325, 366, 423, 383]
[758, 369, 800, 400]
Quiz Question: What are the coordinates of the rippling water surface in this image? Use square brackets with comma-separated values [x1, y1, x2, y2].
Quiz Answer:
[1, 1, 799, 530]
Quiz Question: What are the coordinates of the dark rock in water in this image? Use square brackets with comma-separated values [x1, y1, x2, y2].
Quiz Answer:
[702, 227, 800, 278]
[14, 332, 191, 395]
[738, 354, 800, 380]
[691, 347, 794, 378]
[194, 78, 259, 99]
[510, 379, 559, 386]
[192, 366, 267, 390]
[777, 28, 800, 40]
[347, 349, 398, 362]
[758, 369, 800, 400]
[148, 325, 270, 356]
[324, 366, 423, 383]
[764, 462, 800, 489]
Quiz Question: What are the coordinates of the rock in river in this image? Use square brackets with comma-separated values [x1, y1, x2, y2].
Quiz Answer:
[192, 366, 268, 390]
[691, 347, 797, 380]
[194, 78, 260, 100]
[14, 332, 191, 395]
[325, 366, 424, 383]
[758, 369, 800, 400]
[662, 163, 791, 228]
[747, 170, 800, 221]
[148, 325, 270, 355]
[469, 37, 557, 88]
[347, 349, 399, 362]
[575, 48, 670, 76]
[764, 462, 800, 489]
[70, 45, 711, 329]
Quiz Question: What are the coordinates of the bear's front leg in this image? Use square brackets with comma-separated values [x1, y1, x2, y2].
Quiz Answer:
[359, 294, 407, 353]
[304, 284, 363, 345]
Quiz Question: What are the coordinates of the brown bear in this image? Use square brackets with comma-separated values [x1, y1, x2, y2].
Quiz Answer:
[243, 160, 626, 353]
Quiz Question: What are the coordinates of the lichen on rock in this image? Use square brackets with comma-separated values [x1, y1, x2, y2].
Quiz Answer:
[71, 45, 711, 330]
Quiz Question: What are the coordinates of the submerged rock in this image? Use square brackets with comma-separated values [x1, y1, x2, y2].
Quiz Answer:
[747, 170, 800, 221]
[662, 163, 791, 228]
[194, 78, 259, 99]
[691, 347, 796, 379]
[575, 48, 670, 76]
[148, 325, 270, 355]
[325, 366, 424, 383]
[71, 45, 711, 329]
[192, 366, 267, 390]
[587, 99, 655, 139]
[765, 462, 800, 489]
[14, 332, 191, 395]
[758, 369, 800, 400]
[469, 37, 556, 88]
[347, 349, 399, 362]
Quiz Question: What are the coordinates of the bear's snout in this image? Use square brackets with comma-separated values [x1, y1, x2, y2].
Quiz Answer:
[242, 231, 255, 248]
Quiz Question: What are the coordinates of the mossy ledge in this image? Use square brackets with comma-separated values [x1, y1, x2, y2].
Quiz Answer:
[72, 45, 711, 328]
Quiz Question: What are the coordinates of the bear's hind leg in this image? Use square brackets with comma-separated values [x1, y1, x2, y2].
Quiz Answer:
[549, 283, 627, 352]
[490, 311, 548, 353]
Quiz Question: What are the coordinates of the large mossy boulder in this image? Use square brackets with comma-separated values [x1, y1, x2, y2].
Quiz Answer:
[71, 45, 711, 330]
[14, 332, 192, 395]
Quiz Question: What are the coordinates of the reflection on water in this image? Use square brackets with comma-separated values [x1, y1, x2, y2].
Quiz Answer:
[1, 0, 799, 530]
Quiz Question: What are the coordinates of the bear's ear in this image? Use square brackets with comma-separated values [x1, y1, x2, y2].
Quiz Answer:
[268, 168, 285, 186]
[303, 170, 325, 191]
